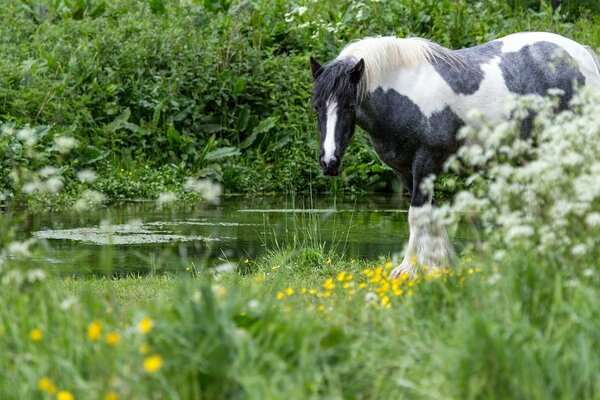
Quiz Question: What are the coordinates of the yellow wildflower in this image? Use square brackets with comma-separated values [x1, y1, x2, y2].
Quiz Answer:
[37, 377, 57, 394]
[358, 283, 367, 289]
[323, 278, 335, 290]
[105, 332, 120, 346]
[309, 289, 317, 295]
[381, 295, 391, 308]
[87, 321, 102, 341]
[57, 391, 74, 400]
[285, 287, 294, 296]
[300, 287, 307, 294]
[410, 256, 418, 265]
[276, 291, 285, 300]
[143, 354, 164, 373]
[104, 392, 119, 400]
[362, 268, 374, 277]
[385, 261, 393, 269]
[138, 317, 153, 334]
[325, 259, 332, 265]
[29, 328, 43, 342]
[336, 271, 346, 281]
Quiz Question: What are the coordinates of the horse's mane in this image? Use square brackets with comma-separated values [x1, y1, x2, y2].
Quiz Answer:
[338, 36, 463, 101]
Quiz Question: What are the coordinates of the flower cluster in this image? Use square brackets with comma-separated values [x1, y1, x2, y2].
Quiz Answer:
[277, 262, 480, 309]
[439, 88, 600, 267]
[34, 316, 163, 399]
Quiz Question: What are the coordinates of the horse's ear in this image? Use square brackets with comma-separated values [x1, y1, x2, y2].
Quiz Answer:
[347, 58, 365, 84]
[310, 57, 323, 80]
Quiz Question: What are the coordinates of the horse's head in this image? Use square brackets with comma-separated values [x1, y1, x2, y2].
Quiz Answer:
[310, 57, 365, 176]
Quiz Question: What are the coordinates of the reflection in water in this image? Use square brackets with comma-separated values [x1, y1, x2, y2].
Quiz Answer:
[16, 194, 413, 275]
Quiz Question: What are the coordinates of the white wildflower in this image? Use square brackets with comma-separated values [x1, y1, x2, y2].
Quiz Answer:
[585, 213, 600, 228]
[39, 166, 60, 178]
[43, 176, 63, 194]
[26, 268, 46, 283]
[59, 296, 78, 311]
[365, 292, 378, 304]
[157, 191, 177, 205]
[76, 169, 98, 183]
[74, 189, 105, 210]
[504, 225, 534, 244]
[16, 127, 37, 146]
[22, 182, 42, 194]
[571, 244, 587, 256]
[54, 136, 78, 154]
[7, 239, 35, 258]
[184, 178, 222, 203]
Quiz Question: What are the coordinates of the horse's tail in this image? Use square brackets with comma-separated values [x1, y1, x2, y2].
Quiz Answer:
[583, 45, 600, 76]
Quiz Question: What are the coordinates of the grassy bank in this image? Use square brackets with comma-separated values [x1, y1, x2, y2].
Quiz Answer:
[2, 248, 599, 399]
[2, 0, 600, 204]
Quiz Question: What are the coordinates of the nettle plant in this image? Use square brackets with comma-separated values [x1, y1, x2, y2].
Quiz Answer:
[437, 87, 600, 269]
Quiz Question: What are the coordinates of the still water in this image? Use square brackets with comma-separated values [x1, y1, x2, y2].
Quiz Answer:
[17, 194, 417, 275]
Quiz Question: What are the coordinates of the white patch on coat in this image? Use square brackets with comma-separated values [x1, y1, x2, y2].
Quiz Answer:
[323, 100, 338, 163]
[497, 32, 600, 88]
[374, 56, 513, 123]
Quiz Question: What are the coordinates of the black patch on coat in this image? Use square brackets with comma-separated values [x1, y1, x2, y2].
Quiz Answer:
[499, 41, 585, 110]
[431, 41, 503, 95]
[357, 88, 463, 205]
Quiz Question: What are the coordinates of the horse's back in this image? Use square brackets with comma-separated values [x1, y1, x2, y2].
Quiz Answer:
[493, 32, 600, 89]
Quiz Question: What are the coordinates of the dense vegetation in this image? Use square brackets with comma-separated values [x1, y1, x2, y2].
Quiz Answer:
[2, 0, 600, 204]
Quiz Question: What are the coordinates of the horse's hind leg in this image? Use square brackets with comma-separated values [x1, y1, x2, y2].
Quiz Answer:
[391, 153, 454, 278]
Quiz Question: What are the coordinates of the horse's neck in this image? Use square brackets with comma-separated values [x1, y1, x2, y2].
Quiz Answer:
[356, 64, 431, 136]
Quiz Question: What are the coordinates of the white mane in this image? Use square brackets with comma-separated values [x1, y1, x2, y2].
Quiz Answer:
[337, 36, 462, 101]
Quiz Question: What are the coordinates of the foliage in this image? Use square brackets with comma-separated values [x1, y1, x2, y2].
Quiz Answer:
[1, 0, 600, 203]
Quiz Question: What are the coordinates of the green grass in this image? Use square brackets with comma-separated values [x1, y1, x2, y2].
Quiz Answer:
[2, 248, 600, 399]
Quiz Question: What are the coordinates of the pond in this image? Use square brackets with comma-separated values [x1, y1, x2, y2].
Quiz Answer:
[11, 194, 442, 275]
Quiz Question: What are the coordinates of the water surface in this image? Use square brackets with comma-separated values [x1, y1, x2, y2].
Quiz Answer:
[16, 194, 418, 274]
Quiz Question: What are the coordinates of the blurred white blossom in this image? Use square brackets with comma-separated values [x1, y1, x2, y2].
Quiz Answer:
[157, 191, 177, 205]
[77, 169, 98, 183]
[54, 136, 78, 154]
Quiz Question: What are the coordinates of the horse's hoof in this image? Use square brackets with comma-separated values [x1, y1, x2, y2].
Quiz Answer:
[390, 261, 416, 279]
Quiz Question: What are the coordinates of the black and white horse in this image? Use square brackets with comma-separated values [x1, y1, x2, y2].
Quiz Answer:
[310, 32, 600, 277]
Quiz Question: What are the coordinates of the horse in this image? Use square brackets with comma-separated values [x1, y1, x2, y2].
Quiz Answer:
[310, 32, 600, 277]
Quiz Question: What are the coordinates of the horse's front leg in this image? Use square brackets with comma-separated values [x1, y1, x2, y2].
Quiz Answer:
[391, 154, 453, 278]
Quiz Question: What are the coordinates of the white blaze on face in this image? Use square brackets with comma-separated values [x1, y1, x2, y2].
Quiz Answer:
[323, 100, 338, 164]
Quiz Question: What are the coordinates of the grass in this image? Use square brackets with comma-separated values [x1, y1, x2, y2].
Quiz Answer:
[2, 247, 600, 399]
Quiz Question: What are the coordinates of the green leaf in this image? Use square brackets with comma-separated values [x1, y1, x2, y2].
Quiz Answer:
[204, 146, 240, 161]
[239, 116, 279, 150]
[166, 126, 182, 146]
[105, 108, 131, 133]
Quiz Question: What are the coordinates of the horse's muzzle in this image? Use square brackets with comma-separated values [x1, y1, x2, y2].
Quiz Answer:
[320, 156, 340, 176]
